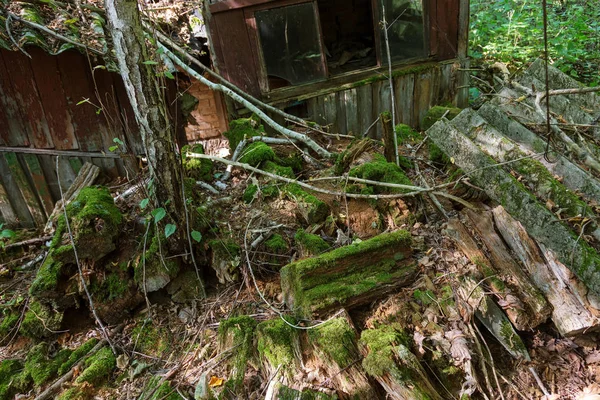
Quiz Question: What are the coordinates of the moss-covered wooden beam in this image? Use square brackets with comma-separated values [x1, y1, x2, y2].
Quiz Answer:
[280, 230, 416, 317]
[427, 119, 600, 296]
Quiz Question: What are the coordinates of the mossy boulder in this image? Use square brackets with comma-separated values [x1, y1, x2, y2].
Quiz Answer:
[294, 229, 330, 257]
[348, 155, 412, 194]
[20, 301, 63, 339]
[23, 342, 72, 387]
[239, 142, 275, 167]
[0, 359, 26, 400]
[283, 184, 329, 224]
[75, 347, 116, 385]
[421, 105, 461, 131]
[51, 187, 122, 264]
[182, 144, 213, 182]
[208, 239, 241, 284]
[281, 231, 415, 317]
[134, 230, 180, 292]
[223, 116, 265, 152]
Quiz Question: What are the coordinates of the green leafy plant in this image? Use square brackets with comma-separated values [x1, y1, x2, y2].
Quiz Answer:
[0, 223, 16, 249]
[109, 138, 124, 153]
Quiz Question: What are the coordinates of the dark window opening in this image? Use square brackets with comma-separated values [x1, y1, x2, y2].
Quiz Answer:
[380, 0, 426, 62]
[317, 0, 377, 76]
[256, 3, 327, 89]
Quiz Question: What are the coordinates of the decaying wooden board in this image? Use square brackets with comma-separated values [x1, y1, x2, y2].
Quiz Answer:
[445, 218, 548, 330]
[0, 178, 18, 227]
[307, 310, 379, 398]
[280, 230, 416, 318]
[394, 73, 415, 127]
[357, 84, 374, 137]
[427, 119, 600, 297]
[21, 153, 54, 218]
[344, 88, 359, 136]
[492, 206, 599, 336]
[3, 152, 46, 227]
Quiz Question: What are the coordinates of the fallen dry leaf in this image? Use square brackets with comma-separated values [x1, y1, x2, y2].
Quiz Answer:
[208, 376, 224, 388]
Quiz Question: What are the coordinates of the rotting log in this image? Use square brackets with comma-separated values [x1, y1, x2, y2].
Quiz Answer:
[280, 230, 416, 318]
[445, 218, 549, 330]
[492, 206, 599, 336]
[44, 162, 100, 233]
[360, 324, 443, 400]
[450, 109, 600, 242]
[427, 119, 600, 297]
[307, 310, 379, 398]
[477, 102, 600, 204]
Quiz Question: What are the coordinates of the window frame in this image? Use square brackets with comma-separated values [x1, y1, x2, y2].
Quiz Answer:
[223, 0, 431, 95]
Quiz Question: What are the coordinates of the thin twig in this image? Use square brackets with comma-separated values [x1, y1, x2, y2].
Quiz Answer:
[5, 14, 31, 58]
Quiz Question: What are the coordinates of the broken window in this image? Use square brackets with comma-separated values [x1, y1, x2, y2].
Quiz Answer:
[379, 0, 426, 62]
[255, 3, 327, 89]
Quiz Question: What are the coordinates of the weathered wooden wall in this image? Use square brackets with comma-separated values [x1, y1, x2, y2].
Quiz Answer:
[301, 60, 468, 137]
[0, 49, 180, 229]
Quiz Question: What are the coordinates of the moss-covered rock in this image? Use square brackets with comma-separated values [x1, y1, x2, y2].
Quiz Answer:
[243, 184, 259, 204]
[131, 321, 171, 357]
[308, 318, 358, 368]
[29, 254, 64, 299]
[283, 184, 329, 224]
[75, 347, 116, 385]
[20, 301, 63, 339]
[281, 231, 415, 317]
[421, 105, 461, 131]
[294, 229, 330, 257]
[52, 187, 122, 264]
[0, 359, 25, 400]
[134, 230, 180, 292]
[56, 385, 94, 400]
[23, 342, 72, 387]
[0, 311, 18, 339]
[58, 338, 99, 375]
[239, 142, 275, 167]
[265, 234, 288, 254]
[218, 315, 257, 398]
[262, 161, 295, 178]
[224, 116, 265, 152]
[208, 239, 241, 284]
[348, 155, 412, 194]
[182, 144, 213, 182]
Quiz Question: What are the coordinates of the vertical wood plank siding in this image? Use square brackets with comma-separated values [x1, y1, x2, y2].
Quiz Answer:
[0, 49, 179, 228]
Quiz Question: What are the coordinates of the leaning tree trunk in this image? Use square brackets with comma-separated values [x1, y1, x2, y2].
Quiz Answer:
[105, 0, 183, 222]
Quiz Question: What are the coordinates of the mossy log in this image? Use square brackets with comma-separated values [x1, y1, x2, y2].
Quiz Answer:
[445, 217, 549, 330]
[307, 311, 378, 399]
[427, 120, 600, 297]
[280, 231, 416, 318]
[360, 325, 442, 400]
[492, 206, 600, 336]
[449, 109, 600, 242]
[477, 102, 600, 204]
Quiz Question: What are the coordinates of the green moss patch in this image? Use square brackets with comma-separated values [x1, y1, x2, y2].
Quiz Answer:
[182, 144, 213, 182]
[0, 359, 26, 400]
[20, 301, 62, 339]
[141, 376, 181, 400]
[75, 347, 116, 385]
[224, 116, 265, 152]
[294, 229, 330, 257]
[308, 318, 358, 367]
[132, 321, 171, 357]
[52, 186, 122, 263]
[263, 161, 295, 178]
[134, 230, 180, 292]
[281, 231, 415, 317]
[265, 234, 288, 254]
[348, 155, 412, 194]
[395, 124, 422, 144]
[243, 184, 259, 204]
[29, 254, 63, 299]
[239, 142, 275, 166]
[256, 318, 297, 373]
[58, 338, 99, 375]
[422, 105, 461, 131]
[283, 184, 329, 224]
[218, 316, 257, 397]
[24, 342, 72, 387]
[278, 386, 338, 399]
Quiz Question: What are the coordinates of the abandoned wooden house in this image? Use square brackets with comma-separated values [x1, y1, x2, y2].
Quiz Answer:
[0, 0, 469, 228]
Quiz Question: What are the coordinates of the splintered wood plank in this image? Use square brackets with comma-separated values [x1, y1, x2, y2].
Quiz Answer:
[394, 73, 415, 127]
[21, 153, 54, 218]
[56, 50, 106, 152]
[56, 157, 76, 192]
[0, 153, 35, 228]
[0, 179, 18, 227]
[0, 50, 40, 147]
[4, 152, 47, 227]
[344, 88, 358, 136]
[357, 84, 374, 137]
[27, 47, 78, 150]
[322, 93, 337, 133]
[37, 155, 61, 203]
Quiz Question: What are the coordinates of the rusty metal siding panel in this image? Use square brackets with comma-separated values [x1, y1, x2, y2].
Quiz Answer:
[28, 47, 79, 150]
[56, 50, 107, 152]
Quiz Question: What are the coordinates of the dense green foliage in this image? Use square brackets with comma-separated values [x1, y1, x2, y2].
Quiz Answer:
[470, 0, 600, 85]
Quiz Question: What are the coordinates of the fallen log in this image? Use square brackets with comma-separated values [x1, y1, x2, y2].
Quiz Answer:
[44, 162, 100, 233]
[360, 324, 443, 400]
[492, 206, 599, 336]
[427, 119, 600, 297]
[477, 102, 600, 204]
[280, 230, 416, 318]
[445, 217, 549, 330]
[307, 310, 379, 398]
